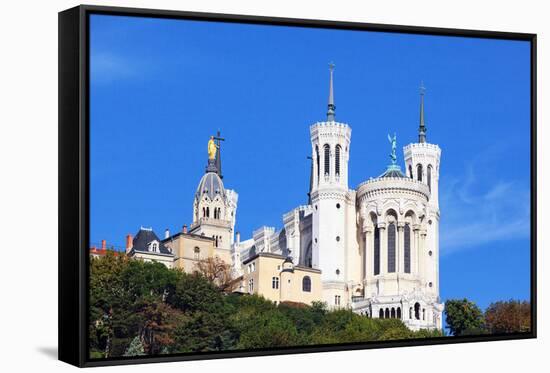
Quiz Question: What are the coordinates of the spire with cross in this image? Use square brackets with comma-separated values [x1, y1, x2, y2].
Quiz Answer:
[418, 81, 427, 143]
[327, 62, 336, 122]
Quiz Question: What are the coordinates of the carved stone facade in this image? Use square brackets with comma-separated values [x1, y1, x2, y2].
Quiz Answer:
[232, 69, 443, 330]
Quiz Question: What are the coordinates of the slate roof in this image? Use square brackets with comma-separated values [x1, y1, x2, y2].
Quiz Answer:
[196, 171, 225, 200]
[379, 164, 407, 179]
[132, 228, 172, 255]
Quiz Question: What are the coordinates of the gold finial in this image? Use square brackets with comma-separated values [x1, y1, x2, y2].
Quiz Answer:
[207, 135, 217, 160]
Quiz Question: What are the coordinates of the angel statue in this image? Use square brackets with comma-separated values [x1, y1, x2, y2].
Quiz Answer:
[388, 133, 397, 165]
[207, 136, 217, 160]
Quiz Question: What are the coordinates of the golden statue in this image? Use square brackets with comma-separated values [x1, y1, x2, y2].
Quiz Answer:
[207, 136, 217, 160]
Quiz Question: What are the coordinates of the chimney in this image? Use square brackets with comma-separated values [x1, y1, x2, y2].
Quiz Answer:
[101, 239, 106, 250]
[165, 228, 170, 239]
[125, 234, 133, 253]
[236, 231, 241, 245]
[182, 225, 188, 234]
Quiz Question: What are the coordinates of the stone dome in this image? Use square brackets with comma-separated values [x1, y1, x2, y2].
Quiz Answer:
[196, 171, 225, 201]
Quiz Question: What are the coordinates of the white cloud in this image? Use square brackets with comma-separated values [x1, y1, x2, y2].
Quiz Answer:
[439, 150, 530, 256]
[90, 52, 149, 85]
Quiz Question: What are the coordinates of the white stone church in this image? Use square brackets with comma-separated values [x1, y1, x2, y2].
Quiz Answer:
[133, 65, 444, 331]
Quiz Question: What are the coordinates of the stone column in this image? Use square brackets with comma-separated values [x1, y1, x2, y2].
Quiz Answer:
[378, 222, 387, 274]
[363, 225, 373, 280]
[397, 222, 405, 274]
[413, 224, 421, 276]
[419, 228, 427, 284]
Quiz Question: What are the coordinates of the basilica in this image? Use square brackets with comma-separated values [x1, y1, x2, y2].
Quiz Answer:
[106, 66, 444, 331]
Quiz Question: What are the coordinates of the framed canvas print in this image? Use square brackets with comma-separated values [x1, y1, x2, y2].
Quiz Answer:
[58, 5, 537, 367]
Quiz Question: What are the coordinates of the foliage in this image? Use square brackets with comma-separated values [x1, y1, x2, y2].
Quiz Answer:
[193, 257, 234, 292]
[444, 299, 485, 336]
[484, 300, 531, 334]
[89, 255, 524, 358]
[123, 336, 145, 357]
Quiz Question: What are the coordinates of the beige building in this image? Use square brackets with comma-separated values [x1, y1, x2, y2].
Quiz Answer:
[163, 225, 232, 273]
[240, 252, 322, 305]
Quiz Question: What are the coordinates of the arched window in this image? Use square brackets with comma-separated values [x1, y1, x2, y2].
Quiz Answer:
[417, 164, 423, 182]
[379, 309, 384, 319]
[194, 247, 200, 260]
[315, 146, 320, 185]
[202, 207, 206, 217]
[427, 165, 432, 191]
[409, 165, 413, 179]
[397, 307, 402, 319]
[409, 307, 413, 319]
[324, 144, 330, 176]
[335, 145, 341, 176]
[385, 308, 390, 319]
[213, 208, 217, 219]
[218, 207, 221, 219]
[302, 276, 312, 292]
[404, 224, 411, 273]
[423, 309, 426, 321]
[414, 302, 421, 320]
[206, 206, 210, 218]
[387, 222, 396, 273]
[391, 308, 396, 318]
[374, 226, 380, 275]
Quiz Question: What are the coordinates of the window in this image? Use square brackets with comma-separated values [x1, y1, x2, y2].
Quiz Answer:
[385, 308, 390, 319]
[206, 206, 210, 217]
[272, 277, 279, 289]
[417, 164, 423, 182]
[302, 276, 311, 292]
[427, 165, 432, 191]
[214, 208, 217, 219]
[248, 279, 254, 293]
[423, 308, 426, 321]
[409, 307, 413, 319]
[379, 309, 384, 319]
[336, 236, 340, 242]
[409, 165, 413, 179]
[335, 145, 341, 176]
[151, 242, 158, 252]
[194, 247, 200, 260]
[404, 223, 411, 273]
[391, 308, 396, 318]
[414, 302, 421, 320]
[251, 262, 256, 272]
[335, 295, 341, 306]
[316, 145, 320, 185]
[387, 222, 396, 273]
[374, 226, 380, 275]
[324, 144, 330, 176]
[202, 207, 206, 217]
[397, 307, 402, 319]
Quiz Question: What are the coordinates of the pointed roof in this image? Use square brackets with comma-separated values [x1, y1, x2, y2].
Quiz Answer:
[327, 63, 336, 121]
[132, 227, 172, 255]
[418, 82, 427, 143]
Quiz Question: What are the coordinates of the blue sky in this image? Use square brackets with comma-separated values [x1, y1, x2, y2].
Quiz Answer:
[89, 15, 531, 311]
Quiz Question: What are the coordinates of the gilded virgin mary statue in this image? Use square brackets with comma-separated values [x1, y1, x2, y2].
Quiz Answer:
[207, 136, 217, 160]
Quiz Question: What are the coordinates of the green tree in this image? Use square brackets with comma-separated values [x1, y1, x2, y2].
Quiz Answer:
[484, 300, 531, 334]
[445, 299, 485, 336]
[123, 336, 145, 357]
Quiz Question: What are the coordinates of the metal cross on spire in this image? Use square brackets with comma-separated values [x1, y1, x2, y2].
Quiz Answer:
[418, 81, 427, 143]
[327, 62, 336, 122]
[214, 130, 225, 178]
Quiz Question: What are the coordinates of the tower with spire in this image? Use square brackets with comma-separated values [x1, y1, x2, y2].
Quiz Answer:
[403, 83, 441, 297]
[190, 134, 238, 256]
[309, 63, 356, 307]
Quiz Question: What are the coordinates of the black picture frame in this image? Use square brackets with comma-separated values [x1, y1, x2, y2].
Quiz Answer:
[58, 4, 537, 368]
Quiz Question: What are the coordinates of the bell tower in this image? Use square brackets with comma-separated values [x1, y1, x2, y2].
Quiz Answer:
[403, 83, 441, 296]
[310, 64, 352, 307]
